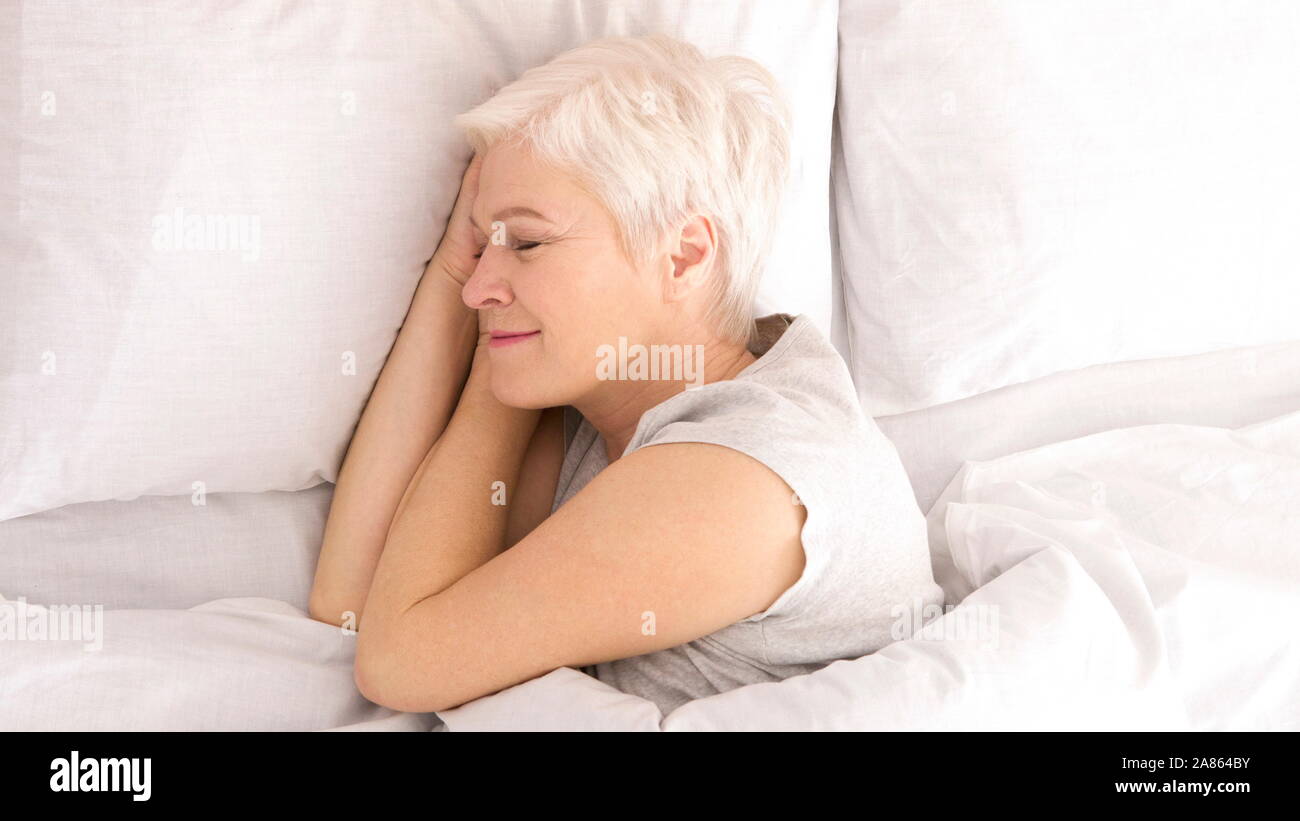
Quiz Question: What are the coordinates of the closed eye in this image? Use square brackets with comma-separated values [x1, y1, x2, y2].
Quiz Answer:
[473, 241, 542, 259]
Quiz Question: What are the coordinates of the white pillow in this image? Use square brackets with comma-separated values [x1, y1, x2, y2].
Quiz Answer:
[0, 0, 837, 521]
[835, 0, 1300, 416]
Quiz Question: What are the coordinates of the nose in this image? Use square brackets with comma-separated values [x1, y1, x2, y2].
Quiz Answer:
[460, 253, 515, 312]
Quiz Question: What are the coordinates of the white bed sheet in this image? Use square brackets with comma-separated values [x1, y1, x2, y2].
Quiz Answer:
[2, 356, 1295, 730]
[439, 407, 1300, 730]
[0, 484, 444, 731]
[876, 338, 1300, 516]
[0, 596, 437, 731]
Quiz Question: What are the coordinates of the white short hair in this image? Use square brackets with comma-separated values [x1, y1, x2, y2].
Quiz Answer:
[453, 34, 791, 346]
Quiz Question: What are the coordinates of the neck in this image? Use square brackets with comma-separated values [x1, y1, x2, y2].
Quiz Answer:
[574, 336, 756, 464]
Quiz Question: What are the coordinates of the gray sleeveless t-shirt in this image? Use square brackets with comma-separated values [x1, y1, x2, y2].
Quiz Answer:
[551, 313, 945, 716]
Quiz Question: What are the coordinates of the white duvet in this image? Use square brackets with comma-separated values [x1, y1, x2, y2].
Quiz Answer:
[2, 410, 1296, 731]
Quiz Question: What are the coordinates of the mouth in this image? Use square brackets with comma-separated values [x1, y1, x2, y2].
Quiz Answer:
[488, 330, 540, 349]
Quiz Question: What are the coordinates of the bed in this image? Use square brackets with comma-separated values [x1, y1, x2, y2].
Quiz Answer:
[2, 0, 1297, 731]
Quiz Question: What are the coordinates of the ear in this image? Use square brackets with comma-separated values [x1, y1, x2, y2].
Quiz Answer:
[661, 214, 717, 304]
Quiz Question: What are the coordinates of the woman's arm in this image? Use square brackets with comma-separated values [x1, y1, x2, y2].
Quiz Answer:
[349, 325, 806, 715]
[352, 431, 808, 714]
[358, 338, 540, 638]
[308, 266, 476, 627]
[308, 269, 475, 627]
[309, 157, 483, 628]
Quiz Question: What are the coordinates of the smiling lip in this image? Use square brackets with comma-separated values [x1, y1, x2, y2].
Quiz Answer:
[488, 330, 540, 348]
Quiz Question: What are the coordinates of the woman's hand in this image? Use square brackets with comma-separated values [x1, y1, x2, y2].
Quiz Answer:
[432, 152, 486, 289]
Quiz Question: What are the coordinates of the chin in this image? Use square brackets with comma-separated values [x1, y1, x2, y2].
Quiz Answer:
[489, 372, 548, 410]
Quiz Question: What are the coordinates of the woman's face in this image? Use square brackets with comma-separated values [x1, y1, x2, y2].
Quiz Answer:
[462, 141, 667, 409]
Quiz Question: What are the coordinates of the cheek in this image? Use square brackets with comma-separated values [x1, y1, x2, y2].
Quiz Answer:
[523, 251, 646, 367]
[584, 270, 655, 326]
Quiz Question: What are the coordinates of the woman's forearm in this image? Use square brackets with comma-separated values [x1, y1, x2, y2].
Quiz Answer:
[361, 344, 541, 637]
[309, 257, 477, 626]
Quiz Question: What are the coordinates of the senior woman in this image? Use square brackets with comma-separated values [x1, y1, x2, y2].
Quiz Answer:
[309, 34, 944, 717]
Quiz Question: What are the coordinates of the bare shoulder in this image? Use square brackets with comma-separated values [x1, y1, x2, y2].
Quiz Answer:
[501, 428, 807, 631]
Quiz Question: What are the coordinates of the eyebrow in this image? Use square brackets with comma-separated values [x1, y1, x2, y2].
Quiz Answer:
[469, 206, 553, 234]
